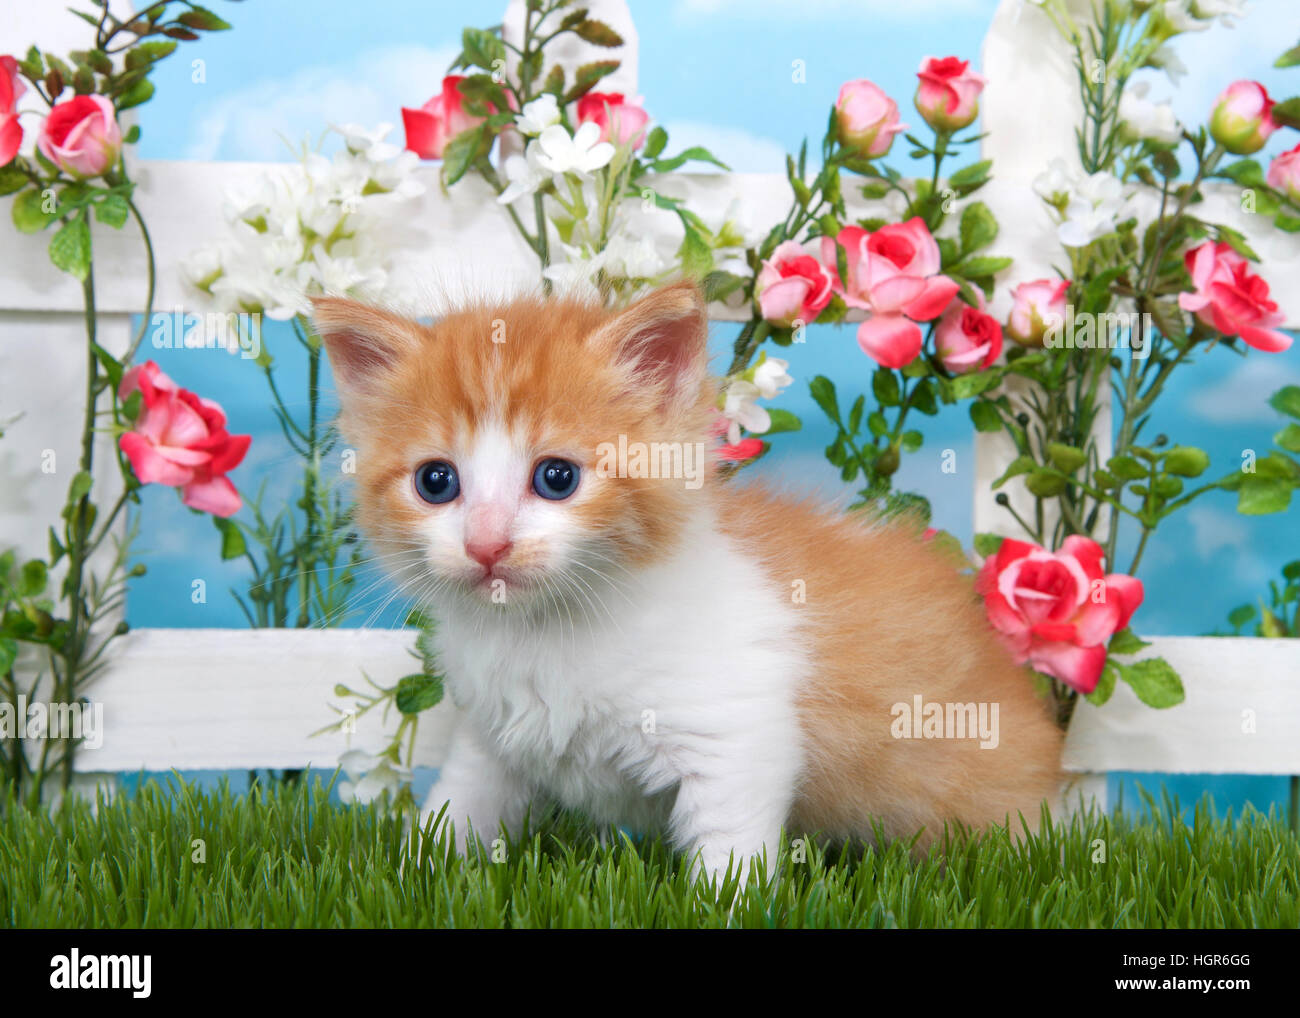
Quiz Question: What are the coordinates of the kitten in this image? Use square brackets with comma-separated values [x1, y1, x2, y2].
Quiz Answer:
[314, 283, 1063, 881]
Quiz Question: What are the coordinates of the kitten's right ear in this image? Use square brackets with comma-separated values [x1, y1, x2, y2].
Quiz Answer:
[311, 297, 421, 400]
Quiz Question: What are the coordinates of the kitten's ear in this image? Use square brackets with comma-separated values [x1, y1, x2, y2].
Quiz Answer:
[587, 282, 709, 412]
[311, 297, 422, 402]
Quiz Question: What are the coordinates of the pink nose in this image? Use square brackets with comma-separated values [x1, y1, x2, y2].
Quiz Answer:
[466, 538, 512, 570]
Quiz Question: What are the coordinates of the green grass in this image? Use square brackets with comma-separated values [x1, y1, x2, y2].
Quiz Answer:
[1, 778, 1298, 928]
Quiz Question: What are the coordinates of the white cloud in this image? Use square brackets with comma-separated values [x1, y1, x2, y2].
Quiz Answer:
[1186, 354, 1300, 424]
[184, 44, 458, 161]
[656, 120, 789, 174]
[1186, 505, 1250, 559]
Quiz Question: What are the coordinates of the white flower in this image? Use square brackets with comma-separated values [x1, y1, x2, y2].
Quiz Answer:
[1033, 157, 1074, 203]
[1147, 45, 1189, 85]
[334, 121, 402, 162]
[516, 94, 561, 137]
[498, 143, 550, 205]
[1189, 0, 1248, 25]
[1159, 0, 1211, 32]
[602, 233, 669, 280]
[1118, 82, 1181, 145]
[722, 380, 771, 444]
[752, 357, 793, 400]
[533, 121, 615, 178]
[1058, 171, 1127, 247]
[337, 749, 410, 806]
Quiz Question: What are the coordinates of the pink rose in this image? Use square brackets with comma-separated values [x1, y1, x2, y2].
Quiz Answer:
[37, 94, 121, 179]
[1006, 278, 1069, 348]
[976, 535, 1144, 694]
[755, 240, 835, 328]
[0, 55, 24, 167]
[934, 294, 1002, 373]
[1267, 141, 1300, 205]
[1208, 80, 1277, 156]
[402, 76, 487, 160]
[834, 80, 906, 159]
[1177, 241, 1291, 353]
[914, 56, 986, 132]
[575, 92, 650, 149]
[716, 437, 764, 462]
[822, 218, 959, 368]
[118, 361, 251, 517]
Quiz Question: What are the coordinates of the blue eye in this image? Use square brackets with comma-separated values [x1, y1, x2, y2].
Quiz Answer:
[414, 461, 459, 504]
[532, 458, 580, 500]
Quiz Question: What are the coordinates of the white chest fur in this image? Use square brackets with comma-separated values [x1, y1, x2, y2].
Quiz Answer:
[429, 514, 810, 838]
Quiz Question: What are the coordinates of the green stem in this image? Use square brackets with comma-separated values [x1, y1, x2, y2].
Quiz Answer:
[123, 197, 156, 363]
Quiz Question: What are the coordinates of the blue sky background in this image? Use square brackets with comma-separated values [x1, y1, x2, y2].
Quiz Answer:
[112, 0, 1300, 816]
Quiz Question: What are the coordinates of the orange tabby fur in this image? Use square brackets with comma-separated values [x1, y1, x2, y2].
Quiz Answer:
[315, 282, 1063, 848]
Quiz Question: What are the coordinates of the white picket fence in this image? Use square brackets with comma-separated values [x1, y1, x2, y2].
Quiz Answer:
[2, 0, 1298, 809]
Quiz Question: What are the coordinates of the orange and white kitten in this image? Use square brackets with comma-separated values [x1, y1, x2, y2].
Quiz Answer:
[314, 283, 1062, 880]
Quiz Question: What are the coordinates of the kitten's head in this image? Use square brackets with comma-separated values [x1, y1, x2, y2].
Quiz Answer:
[313, 283, 716, 614]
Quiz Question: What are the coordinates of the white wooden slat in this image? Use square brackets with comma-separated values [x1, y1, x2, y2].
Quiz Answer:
[70, 627, 459, 772]
[1063, 637, 1300, 775]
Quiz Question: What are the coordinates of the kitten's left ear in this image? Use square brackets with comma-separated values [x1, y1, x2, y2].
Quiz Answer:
[587, 282, 709, 413]
[311, 297, 422, 405]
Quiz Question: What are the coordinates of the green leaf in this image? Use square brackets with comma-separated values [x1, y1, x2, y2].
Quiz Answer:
[177, 6, 232, 31]
[1277, 42, 1300, 68]
[1269, 385, 1300, 421]
[542, 64, 565, 96]
[947, 159, 992, 193]
[1227, 603, 1257, 629]
[953, 254, 1013, 279]
[1218, 159, 1265, 188]
[991, 455, 1035, 490]
[643, 126, 668, 159]
[94, 193, 130, 229]
[1271, 96, 1300, 132]
[1047, 443, 1087, 474]
[1106, 455, 1147, 482]
[1114, 657, 1185, 709]
[117, 78, 156, 111]
[901, 429, 923, 452]
[69, 470, 93, 503]
[678, 223, 712, 278]
[959, 201, 997, 254]
[395, 672, 444, 715]
[564, 60, 620, 102]
[1163, 446, 1210, 477]
[1085, 660, 1118, 707]
[440, 126, 485, 188]
[649, 146, 729, 173]
[213, 516, 246, 560]
[809, 375, 840, 422]
[909, 379, 938, 416]
[572, 19, 624, 47]
[0, 637, 17, 673]
[124, 40, 178, 70]
[0, 163, 27, 197]
[1237, 477, 1292, 515]
[973, 532, 1004, 558]
[12, 187, 57, 233]
[461, 27, 506, 71]
[763, 408, 802, 435]
[1108, 627, 1150, 656]
[871, 368, 900, 407]
[49, 215, 92, 280]
[946, 370, 1001, 400]
[1025, 467, 1067, 497]
[17, 559, 48, 598]
[969, 400, 1001, 433]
